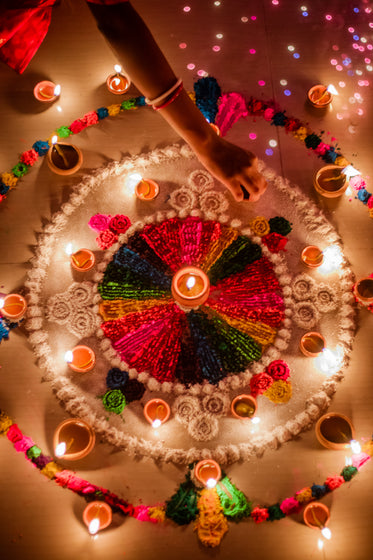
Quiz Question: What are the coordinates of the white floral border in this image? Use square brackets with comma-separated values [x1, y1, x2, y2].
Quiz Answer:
[24, 144, 357, 465]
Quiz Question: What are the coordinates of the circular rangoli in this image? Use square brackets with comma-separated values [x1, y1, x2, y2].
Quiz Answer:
[24, 144, 357, 465]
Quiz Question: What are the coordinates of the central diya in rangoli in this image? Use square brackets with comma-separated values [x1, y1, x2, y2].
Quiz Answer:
[98, 216, 285, 387]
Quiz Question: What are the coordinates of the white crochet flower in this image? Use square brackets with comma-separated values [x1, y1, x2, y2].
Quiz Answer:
[293, 301, 319, 329]
[314, 283, 339, 313]
[173, 395, 201, 425]
[187, 413, 219, 441]
[202, 392, 229, 416]
[188, 169, 214, 191]
[292, 273, 316, 301]
[169, 187, 197, 213]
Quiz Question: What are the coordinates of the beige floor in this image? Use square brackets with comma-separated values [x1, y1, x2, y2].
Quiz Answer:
[0, 1, 373, 559]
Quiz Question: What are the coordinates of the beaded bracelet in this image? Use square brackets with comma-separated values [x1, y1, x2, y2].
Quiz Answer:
[153, 83, 184, 111]
[145, 78, 183, 106]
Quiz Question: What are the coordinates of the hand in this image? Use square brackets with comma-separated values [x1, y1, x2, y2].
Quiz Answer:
[192, 134, 267, 202]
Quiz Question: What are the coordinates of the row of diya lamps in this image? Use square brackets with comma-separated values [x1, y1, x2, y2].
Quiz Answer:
[53, 408, 361, 538]
[33, 68, 351, 200]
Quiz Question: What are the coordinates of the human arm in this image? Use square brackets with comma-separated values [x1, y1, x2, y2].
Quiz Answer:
[87, 1, 267, 202]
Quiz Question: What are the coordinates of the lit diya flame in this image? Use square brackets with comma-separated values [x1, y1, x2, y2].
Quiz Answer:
[314, 346, 343, 375]
[314, 83, 338, 103]
[318, 244, 343, 274]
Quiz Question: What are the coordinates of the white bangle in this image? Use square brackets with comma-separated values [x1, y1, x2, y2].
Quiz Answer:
[145, 78, 183, 106]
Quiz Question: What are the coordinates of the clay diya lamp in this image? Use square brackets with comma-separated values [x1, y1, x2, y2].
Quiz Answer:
[70, 249, 95, 272]
[194, 459, 221, 488]
[307, 85, 333, 108]
[0, 293, 27, 321]
[47, 136, 83, 176]
[65, 345, 96, 373]
[303, 502, 330, 530]
[353, 277, 373, 308]
[54, 418, 95, 460]
[314, 165, 348, 198]
[135, 178, 160, 200]
[300, 332, 326, 357]
[33, 81, 60, 103]
[143, 398, 171, 428]
[315, 412, 355, 450]
[83, 501, 112, 535]
[231, 394, 257, 419]
[171, 266, 210, 308]
[106, 65, 131, 94]
[301, 246, 324, 268]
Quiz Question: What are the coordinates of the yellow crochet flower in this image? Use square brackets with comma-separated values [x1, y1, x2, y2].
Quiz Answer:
[295, 487, 313, 503]
[249, 216, 270, 237]
[293, 126, 308, 141]
[0, 411, 13, 434]
[107, 104, 121, 117]
[41, 461, 63, 479]
[264, 379, 292, 404]
[369, 207, 373, 219]
[195, 488, 228, 548]
[148, 506, 166, 523]
[1, 172, 18, 188]
[335, 156, 350, 167]
[362, 440, 373, 457]
[188, 91, 196, 103]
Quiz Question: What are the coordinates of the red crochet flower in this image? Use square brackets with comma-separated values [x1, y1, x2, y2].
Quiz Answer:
[251, 506, 269, 523]
[69, 119, 87, 134]
[109, 214, 131, 235]
[6, 423, 23, 443]
[266, 359, 290, 381]
[247, 99, 266, 115]
[325, 475, 345, 491]
[20, 149, 39, 166]
[14, 435, 35, 453]
[263, 107, 275, 121]
[0, 194, 6, 203]
[262, 232, 288, 253]
[280, 497, 302, 515]
[81, 111, 99, 127]
[250, 372, 273, 397]
[284, 117, 302, 132]
[96, 229, 118, 250]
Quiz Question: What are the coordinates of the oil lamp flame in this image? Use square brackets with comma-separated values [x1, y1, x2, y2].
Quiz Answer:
[186, 276, 196, 290]
[55, 441, 66, 457]
[88, 518, 100, 535]
[321, 527, 332, 540]
[206, 478, 217, 489]
[54, 84, 61, 96]
[114, 64, 122, 74]
[314, 346, 343, 375]
[64, 350, 73, 363]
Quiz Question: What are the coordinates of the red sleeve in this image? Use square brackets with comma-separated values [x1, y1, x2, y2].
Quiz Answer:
[87, 1, 129, 4]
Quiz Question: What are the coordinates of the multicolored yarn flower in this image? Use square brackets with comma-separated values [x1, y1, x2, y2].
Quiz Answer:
[98, 216, 288, 386]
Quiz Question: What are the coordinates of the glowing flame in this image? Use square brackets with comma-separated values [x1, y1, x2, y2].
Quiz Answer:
[88, 518, 100, 535]
[65, 243, 73, 256]
[206, 478, 217, 488]
[54, 84, 61, 96]
[251, 416, 261, 424]
[55, 442, 66, 457]
[51, 135, 58, 145]
[321, 527, 332, 540]
[317, 538, 324, 550]
[152, 419, 162, 429]
[114, 64, 122, 74]
[350, 439, 361, 454]
[314, 346, 343, 375]
[327, 84, 338, 95]
[186, 276, 196, 289]
[0, 298, 4, 309]
[125, 172, 143, 195]
[345, 456, 353, 466]
[318, 244, 343, 274]
[64, 350, 73, 363]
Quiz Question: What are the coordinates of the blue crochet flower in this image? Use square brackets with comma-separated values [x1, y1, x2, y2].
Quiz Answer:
[0, 182, 9, 195]
[322, 148, 338, 163]
[106, 367, 129, 390]
[96, 107, 109, 120]
[135, 96, 146, 106]
[357, 188, 371, 204]
[311, 484, 328, 499]
[32, 140, 50, 156]
[272, 112, 287, 127]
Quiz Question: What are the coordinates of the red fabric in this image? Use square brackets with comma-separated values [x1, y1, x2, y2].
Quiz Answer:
[0, 0, 129, 73]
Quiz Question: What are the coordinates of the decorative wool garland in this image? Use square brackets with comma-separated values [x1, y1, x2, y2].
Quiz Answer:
[1, 410, 371, 548]
[1, 77, 371, 219]
[23, 146, 357, 464]
[0, 96, 146, 203]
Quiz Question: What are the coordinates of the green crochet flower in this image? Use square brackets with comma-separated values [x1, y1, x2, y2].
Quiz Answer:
[102, 389, 126, 414]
